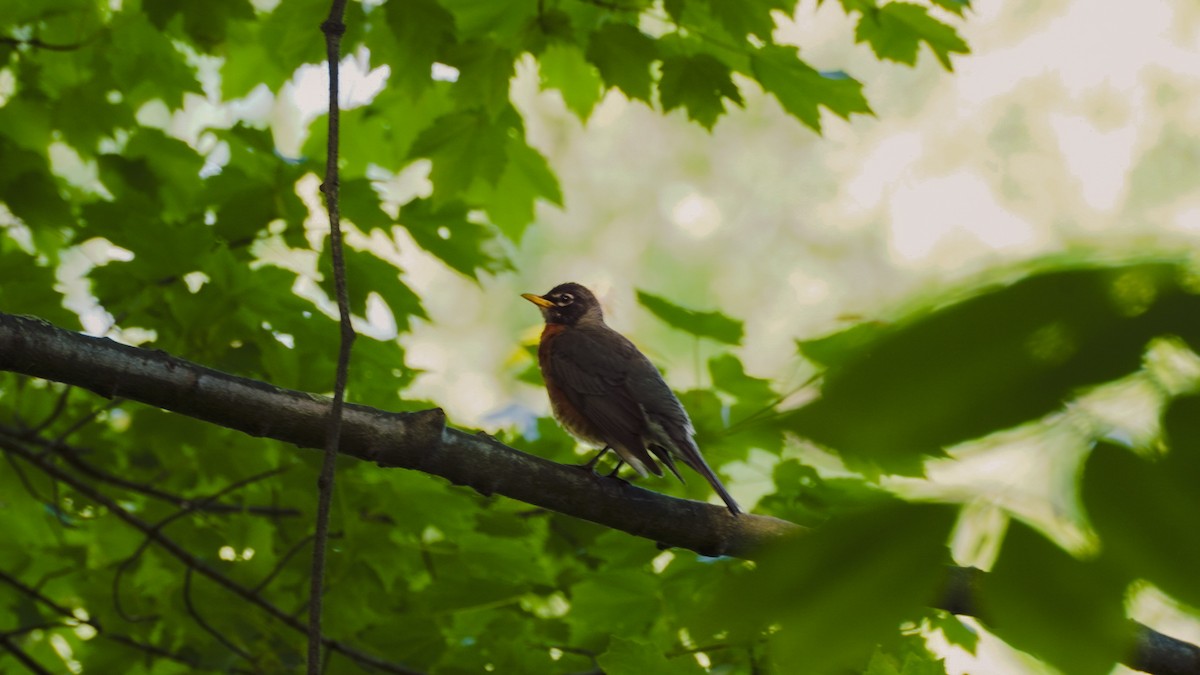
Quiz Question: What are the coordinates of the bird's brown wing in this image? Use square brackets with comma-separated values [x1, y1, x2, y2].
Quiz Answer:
[545, 327, 662, 476]
[548, 324, 742, 514]
[616, 334, 744, 516]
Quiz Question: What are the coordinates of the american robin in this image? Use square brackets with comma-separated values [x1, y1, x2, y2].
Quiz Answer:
[522, 283, 742, 516]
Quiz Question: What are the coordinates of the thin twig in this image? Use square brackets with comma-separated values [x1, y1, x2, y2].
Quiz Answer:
[536, 644, 599, 668]
[253, 534, 315, 594]
[1, 622, 65, 639]
[0, 567, 200, 668]
[0, 634, 53, 675]
[28, 387, 72, 435]
[3, 426, 298, 517]
[0, 438, 422, 674]
[52, 399, 120, 445]
[183, 567, 256, 663]
[310, 1, 356, 673]
[0, 35, 88, 52]
[1, 450, 48, 504]
[110, 467, 287, 623]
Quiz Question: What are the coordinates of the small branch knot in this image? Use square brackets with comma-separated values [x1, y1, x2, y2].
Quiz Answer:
[320, 19, 346, 37]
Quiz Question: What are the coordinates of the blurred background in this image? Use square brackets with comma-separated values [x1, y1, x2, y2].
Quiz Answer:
[372, 2, 1200, 672]
[386, 0, 1200, 429]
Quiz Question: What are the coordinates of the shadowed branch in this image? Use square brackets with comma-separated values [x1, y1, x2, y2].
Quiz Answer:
[0, 311, 1196, 675]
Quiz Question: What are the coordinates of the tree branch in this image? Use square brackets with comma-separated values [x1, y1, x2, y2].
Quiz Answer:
[0, 567, 212, 670]
[0, 311, 1196, 675]
[3, 428, 299, 517]
[0, 436, 423, 675]
[311, 2, 354, 673]
[0, 633, 54, 675]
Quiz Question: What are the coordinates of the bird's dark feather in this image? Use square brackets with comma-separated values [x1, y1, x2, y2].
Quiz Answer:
[529, 289, 742, 515]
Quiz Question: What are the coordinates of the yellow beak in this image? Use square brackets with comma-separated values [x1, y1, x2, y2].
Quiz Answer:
[521, 293, 554, 309]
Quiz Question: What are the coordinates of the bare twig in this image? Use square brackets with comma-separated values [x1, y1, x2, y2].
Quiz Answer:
[0, 35, 89, 52]
[110, 467, 287, 622]
[2, 450, 48, 505]
[52, 399, 120, 445]
[310, 1, 356, 673]
[3, 426, 298, 517]
[183, 567, 256, 663]
[1, 622, 65, 639]
[0, 634, 54, 675]
[0, 438, 423, 675]
[27, 386, 72, 435]
[0, 567, 199, 668]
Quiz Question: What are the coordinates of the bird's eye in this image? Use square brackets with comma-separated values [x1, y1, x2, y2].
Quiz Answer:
[555, 292, 574, 306]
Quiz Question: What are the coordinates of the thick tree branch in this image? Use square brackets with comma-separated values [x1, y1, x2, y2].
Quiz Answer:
[0, 312, 1196, 675]
[0, 312, 785, 556]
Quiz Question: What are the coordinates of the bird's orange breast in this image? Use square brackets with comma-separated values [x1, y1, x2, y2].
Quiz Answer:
[538, 324, 606, 446]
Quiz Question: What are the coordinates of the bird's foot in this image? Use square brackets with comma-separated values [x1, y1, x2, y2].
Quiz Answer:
[578, 446, 612, 474]
[605, 461, 629, 485]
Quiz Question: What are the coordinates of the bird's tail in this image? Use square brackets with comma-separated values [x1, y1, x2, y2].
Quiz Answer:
[673, 436, 741, 516]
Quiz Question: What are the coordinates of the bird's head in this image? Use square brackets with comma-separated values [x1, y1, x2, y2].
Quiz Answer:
[522, 282, 603, 326]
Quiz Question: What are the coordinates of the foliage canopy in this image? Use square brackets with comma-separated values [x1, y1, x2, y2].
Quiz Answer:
[1, 1, 1197, 674]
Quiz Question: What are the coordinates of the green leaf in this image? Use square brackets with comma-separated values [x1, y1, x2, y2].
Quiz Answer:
[709, 353, 773, 403]
[704, 502, 955, 671]
[304, 86, 455, 179]
[106, 11, 201, 108]
[222, 35, 289, 100]
[340, 178, 393, 233]
[144, 0, 256, 53]
[52, 84, 136, 155]
[597, 637, 704, 675]
[855, 2, 969, 70]
[636, 290, 743, 345]
[797, 320, 890, 367]
[658, 54, 744, 130]
[258, 0, 339, 71]
[701, 353, 784, 457]
[1083, 435, 1200, 608]
[566, 569, 660, 645]
[398, 198, 511, 279]
[410, 109, 510, 203]
[539, 42, 605, 121]
[380, 0, 457, 96]
[751, 45, 872, 132]
[865, 643, 947, 675]
[0, 141, 72, 234]
[208, 168, 304, 247]
[929, 611, 978, 655]
[780, 263, 1200, 474]
[479, 135, 563, 242]
[0, 245, 78, 328]
[317, 245, 427, 324]
[929, 0, 970, 17]
[979, 520, 1129, 675]
[758, 459, 896, 526]
[586, 23, 658, 103]
[449, 40, 516, 117]
[0, 99, 54, 156]
[439, 0, 538, 40]
[702, 0, 792, 41]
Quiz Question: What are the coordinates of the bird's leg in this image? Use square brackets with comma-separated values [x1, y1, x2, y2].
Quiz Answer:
[606, 461, 626, 481]
[579, 446, 611, 473]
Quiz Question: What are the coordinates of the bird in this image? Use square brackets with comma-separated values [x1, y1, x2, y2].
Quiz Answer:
[522, 282, 741, 516]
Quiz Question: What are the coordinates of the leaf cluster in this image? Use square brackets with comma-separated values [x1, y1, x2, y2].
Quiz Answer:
[11, 2, 1189, 675]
